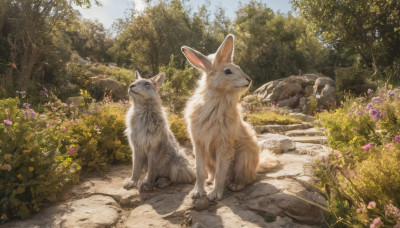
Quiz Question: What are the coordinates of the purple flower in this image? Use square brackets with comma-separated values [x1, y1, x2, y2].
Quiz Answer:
[371, 96, 380, 103]
[24, 111, 29, 117]
[31, 112, 36, 118]
[395, 136, 400, 143]
[34, 124, 39, 129]
[362, 144, 373, 150]
[39, 88, 48, 95]
[4, 120, 12, 125]
[370, 217, 383, 228]
[94, 125, 99, 130]
[388, 90, 395, 96]
[347, 113, 352, 117]
[368, 201, 376, 208]
[366, 103, 373, 110]
[357, 111, 363, 115]
[23, 103, 31, 108]
[367, 88, 373, 94]
[369, 108, 382, 119]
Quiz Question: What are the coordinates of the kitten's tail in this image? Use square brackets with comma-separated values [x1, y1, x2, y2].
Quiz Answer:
[170, 154, 196, 184]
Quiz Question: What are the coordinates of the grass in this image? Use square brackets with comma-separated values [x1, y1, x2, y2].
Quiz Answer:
[243, 111, 301, 126]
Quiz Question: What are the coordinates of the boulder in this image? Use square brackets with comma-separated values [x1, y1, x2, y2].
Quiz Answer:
[254, 74, 336, 114]
[91, 77, 127, 101]
[258, 133, 296, 154]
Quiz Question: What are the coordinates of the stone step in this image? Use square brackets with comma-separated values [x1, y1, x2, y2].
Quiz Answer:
[291, 136, 327, 144]
[254, 123, 314, 134]
[285, 128, 324, 137]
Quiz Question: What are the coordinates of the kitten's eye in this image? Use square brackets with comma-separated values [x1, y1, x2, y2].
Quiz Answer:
[144, 82, 150, 87]
[224, 69, 232, 74]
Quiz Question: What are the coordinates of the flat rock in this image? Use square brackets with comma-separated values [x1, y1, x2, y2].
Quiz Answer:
[291, 136, 327, 144]
[285, 128, 323, 137]
[258, 134, 296, 154]
[254, 123, 314, 134]
[4, 195, 120, 228]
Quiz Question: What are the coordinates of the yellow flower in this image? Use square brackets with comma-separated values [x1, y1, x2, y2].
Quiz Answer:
[23, 148, 31, 153]
[29, 167, 34, 172]
[17, 174, 22, 179]
[0, 164, 11, 171]
[3, 154, 12, 160]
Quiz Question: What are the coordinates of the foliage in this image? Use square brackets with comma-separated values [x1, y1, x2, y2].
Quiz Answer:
[234, 1, 331, 86]
[159, 56, 200, 113]
[0, 98, 80, 220]
[315, 86, 400, 226]
[168, 113, 190, 144]
[292, 0, 400, 81]
[68, 102, 131, 171]
[335, 65, 376, 97]
[0, 94, 131, 221]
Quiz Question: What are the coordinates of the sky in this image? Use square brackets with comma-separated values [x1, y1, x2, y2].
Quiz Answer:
[74, 0, 293, 29]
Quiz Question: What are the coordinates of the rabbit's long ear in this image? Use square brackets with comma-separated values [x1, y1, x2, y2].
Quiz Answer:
[135, 70, 142, 80]
[214, 34, 234, 66]
[151, 72, 165, 90]
[181, 46, 212, 72]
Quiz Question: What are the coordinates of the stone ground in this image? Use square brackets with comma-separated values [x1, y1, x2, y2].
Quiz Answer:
[4, 121, 331, 228]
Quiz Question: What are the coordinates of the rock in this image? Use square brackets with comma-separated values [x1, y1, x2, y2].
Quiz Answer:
[258, 134, 296, 154]
[90, 77, 127, 101]
[193, 196, 210, 211]
[254, 74, 336, 114]
[270, 192, 322, 224]
[66, 96, 84, 106]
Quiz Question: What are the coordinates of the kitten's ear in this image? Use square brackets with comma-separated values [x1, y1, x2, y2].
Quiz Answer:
[151, 72, 165, 90]
[135, 70, 142, 80]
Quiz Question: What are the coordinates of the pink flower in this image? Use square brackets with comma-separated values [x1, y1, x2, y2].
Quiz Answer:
[367, 88, 373, 94]
[23, 103, 31, 108]
[4, 120, 12, 125]
[386, 143, 392, 149]
[61, 126, 66, 131]
[46, 122, 50, 128]
[70, 102, 74, 107]
[395, 136, 400, 143]
[362, 144, 373, 150]
[69, 147, 74, 155]
[334, 150, 341, 158]
[370, 217, 383, 228]
[34, 124, 39, 129]
[368, 201, 376, 208]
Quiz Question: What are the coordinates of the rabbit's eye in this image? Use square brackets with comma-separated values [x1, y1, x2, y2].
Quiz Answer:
[144, 82, 150, 87]
[224, 69, 232, 74]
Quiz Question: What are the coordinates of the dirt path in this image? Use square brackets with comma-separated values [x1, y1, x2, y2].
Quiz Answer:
[5, 123, 331, 228]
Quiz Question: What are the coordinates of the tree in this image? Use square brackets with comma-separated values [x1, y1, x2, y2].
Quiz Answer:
[292, 0, 400, 75]
[0, 0, 100, 95]
[233, 1, 329, 86]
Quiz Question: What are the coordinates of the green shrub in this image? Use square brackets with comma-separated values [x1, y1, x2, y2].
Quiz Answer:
[315, 86, 400, 227]
[169, 113, 189, 144]
[159, 56, 200, 113]
[335, 65, 376, 98]
[0, 98, 80, 220]
[69, 102, 131, 171]
[243, 111, 301, 125]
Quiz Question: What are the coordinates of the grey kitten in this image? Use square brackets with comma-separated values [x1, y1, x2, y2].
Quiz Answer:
[123, 71, 195, 192]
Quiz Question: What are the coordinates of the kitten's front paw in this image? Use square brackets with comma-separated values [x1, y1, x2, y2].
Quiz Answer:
[207, 188, 223, 201]
[138, 180, 154, 192]
[123, 179, 137, 189]
[227, 183, 245, 192]
[190, 188, 205, 199]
